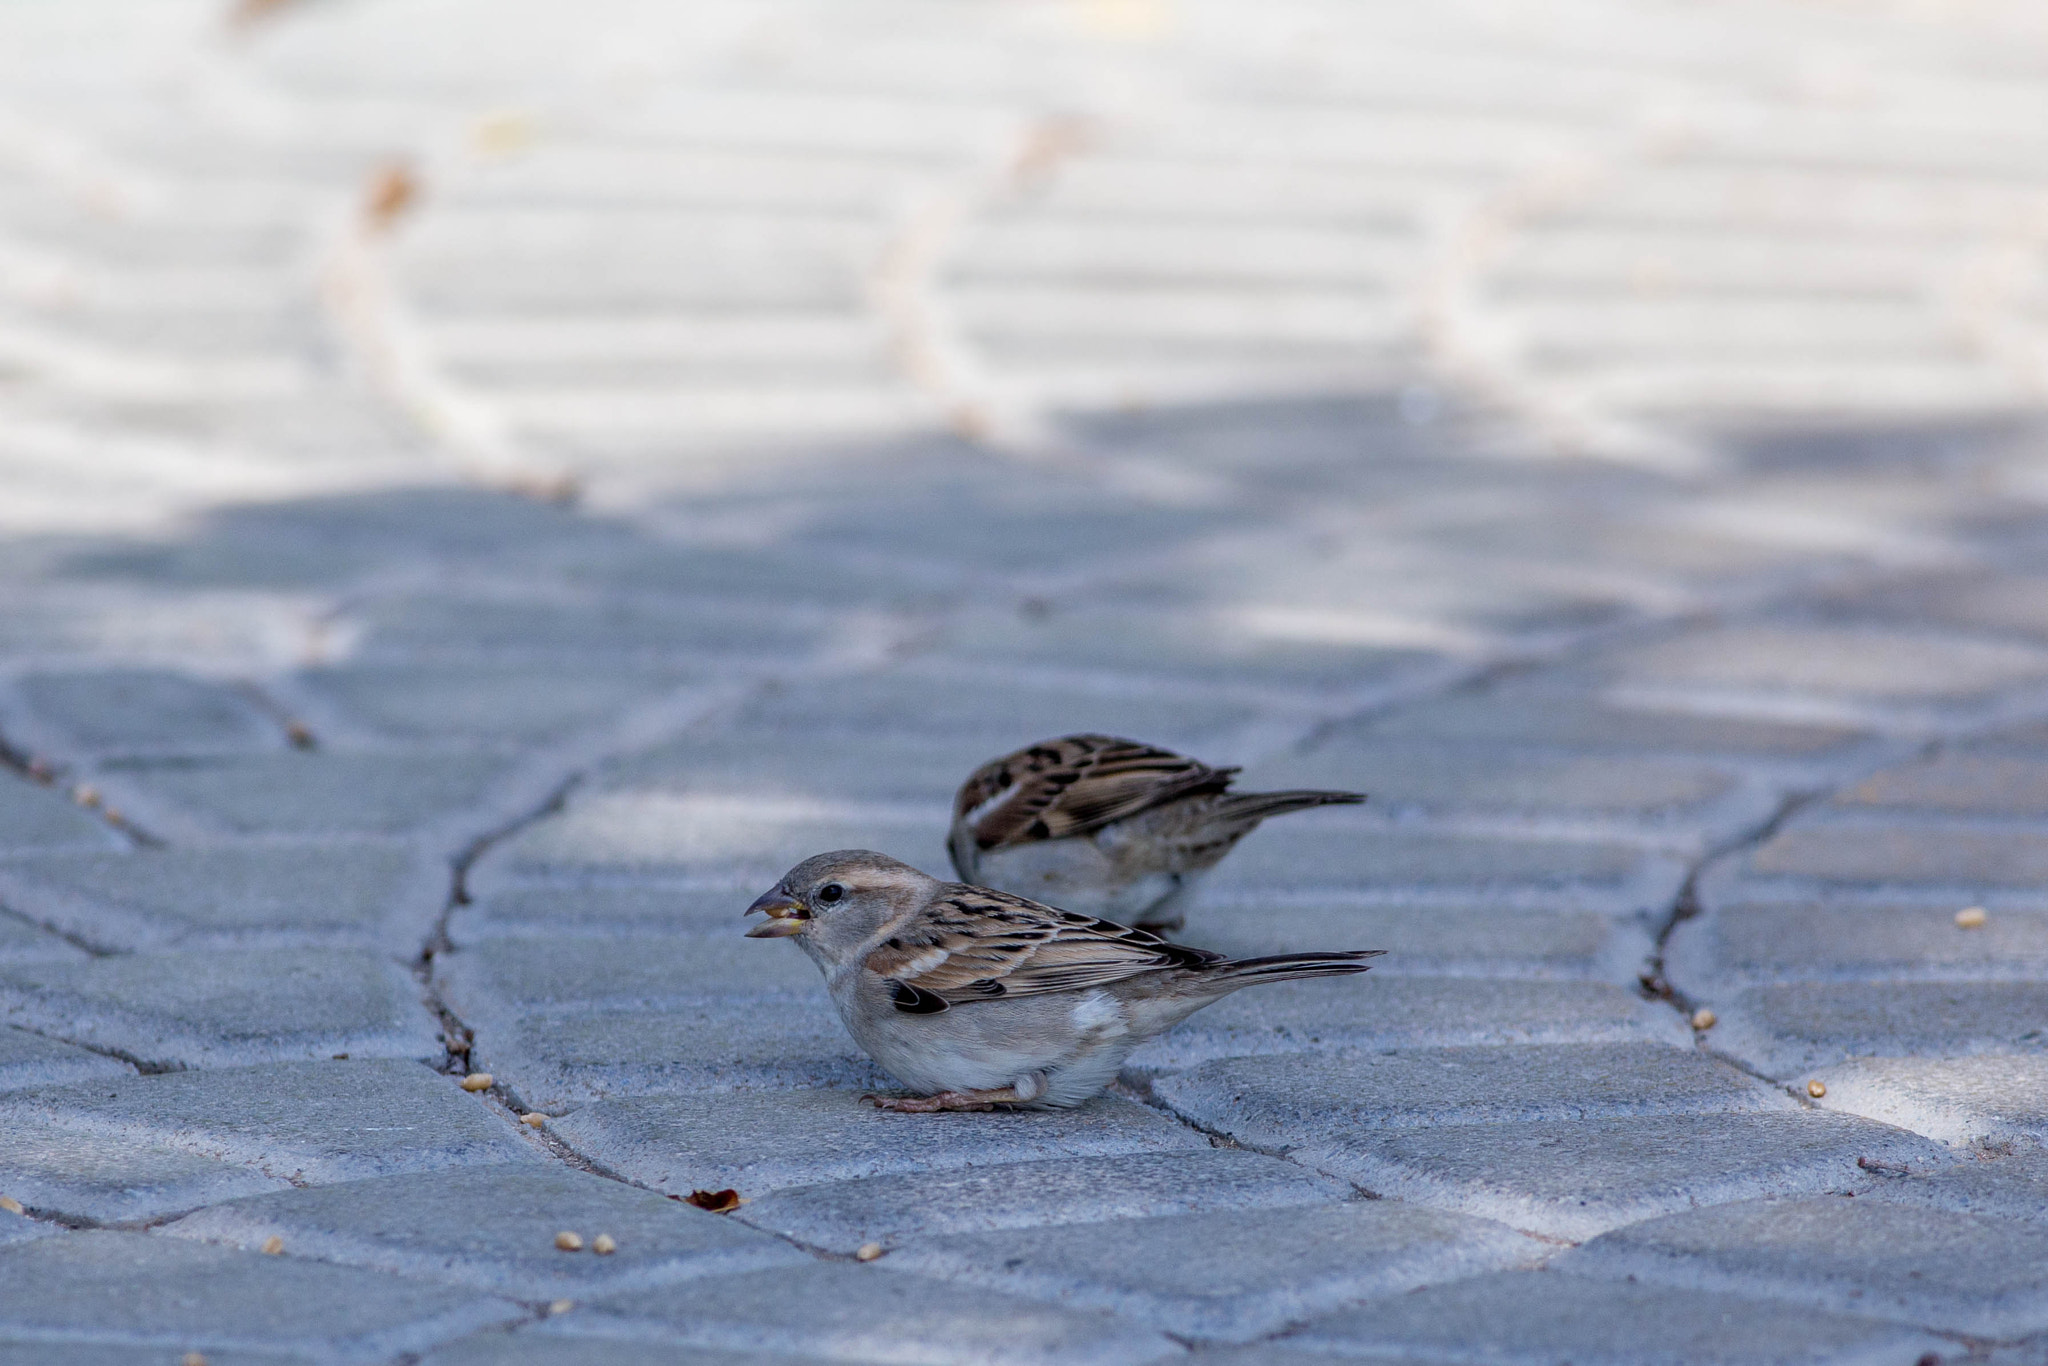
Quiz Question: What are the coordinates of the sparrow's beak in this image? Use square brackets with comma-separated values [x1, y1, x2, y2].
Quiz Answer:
[744, 890, 809, 938]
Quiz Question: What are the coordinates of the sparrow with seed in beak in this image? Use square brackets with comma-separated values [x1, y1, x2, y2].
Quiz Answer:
[949, 734, 1365, 932]
[747, 849, 1381, 1111]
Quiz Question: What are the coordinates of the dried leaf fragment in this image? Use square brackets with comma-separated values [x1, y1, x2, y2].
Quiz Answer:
[1807, 1079, 1827, 1099]
[260, 1235, 284, 1255]
[460, 1073, 493, 1092]
[1690, 1008, 1716, 1031]
[1956, 906, 1988, 929]
[591, 1233, 617, 1255]
[685, 1188, 742, 1213]
[555, 1231, 584, 1252]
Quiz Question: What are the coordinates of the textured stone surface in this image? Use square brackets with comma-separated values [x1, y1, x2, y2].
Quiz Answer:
[738, 1149, 1350, 1254]
[0, 1026, 129, 1093]
[1860, 1149, 2048, 1224]
[165, 1162, 807, 1296]
[547, 1262, 1181, 1365]
[1181, 903, 1653, 983]
[0, 1231, 521, 1360]
[885, 1201, 1544, 1342]
[1283, 1270, 1948, 1365]
[0, 948, 443, 1067]
[1276, 1111, 1952, 1240]
[1153, 1043, 1792, 1141]
[422, 1335, 831, 1366]
[0, 774, 120, 855]
[1669, 901, 2048, 987]
[1707, 981, 2048, 1078]
[1560, 1197, 2048, 1336]
[96, 752, 516, 839]
[13, 670, 275, 754]
[0, 1122, 282, 1223]
[549, 1089, 1208, 1196]
[1810, 1054, 2048, 1150]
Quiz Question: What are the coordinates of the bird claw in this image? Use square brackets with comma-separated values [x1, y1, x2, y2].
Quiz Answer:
[862, 1090, 998, 1113]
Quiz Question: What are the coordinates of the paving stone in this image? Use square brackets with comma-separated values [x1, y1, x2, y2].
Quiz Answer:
[451, 882, 764, 943]
[0, 947, 443, 1067]
[596, 726, 980, 807]
[164, 1162, 807, 1297]
[1282, 1269, 1948, 1365]
[0, 1345, 304, 1366]
[1125, 977, 1689, 1074]
[1559, 1196, 2048, 1337]
[0, 1121, 284, 1223]
[549, 1088, 1208, 1197]
[437, 934, 819, 1027]
[422, 1334, 831, 1366]
[297, 661, 694, 744]
[1243, 739, 1763, 844]
[351, 594, 824, 663]
[0, 843, 444, 952]
[1728, 820, 2048, 891]
[1199, 826, 1687, 918]
[1154, 1043, 1792, 1148]
[1274, 1111, 1949, 1240]
[0, 914, 86, 962]
[1708, 981, 2048, 1078]
[546, 1261, 1180, 1365]
[469, 999, 888, 1111]
[1832, 752, 2048, 817]
[0, 773, 121, 855]
[1365, 689, 1878, 767]
[1668, 901, 2048, 987]
[1182, 903, 1653, 983]
[0, 1025, 129, 1092]
[1810, 1054, 2048, 1150]
[0, 1202, 53, 1247]
[739, 1149, 1349, 1254]
[0, 1231, 521, 1361]
[886, 1200, 1543, 1343]
[1597, 623, 2048, 714]
[476, 790, 953, 888]
[1860, 1149, 2048, 1223]
[14, 668, 275, 753]
[94, 751, 516, 838]
[0, 1060, 536, 1199]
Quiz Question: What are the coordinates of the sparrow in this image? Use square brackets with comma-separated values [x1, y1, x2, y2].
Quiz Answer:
[745, 849, 1381, 1111]
[948, 734, 1365, 932]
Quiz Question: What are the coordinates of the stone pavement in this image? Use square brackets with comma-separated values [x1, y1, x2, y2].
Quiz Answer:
[4, 0, 2048, 1361]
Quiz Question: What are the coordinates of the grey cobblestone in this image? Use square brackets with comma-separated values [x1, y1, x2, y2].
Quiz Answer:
[0, 1026, 127, 1093]
[549, 1089, 1206, 1197]
[1809, 1055, 2048, 1151]
[1860, 1150, 2048, 1224]
[9, 669, 277, 755]
[884, 1201, 1543, 1343]
[421, 1336, 832, 1366]
[163, 1162, 808, 1297]
[1182, 903, 1653, 984]
[1559, 1196, 2048, 1337]
[1706, 981, 2048, 1079]
[1282, 1271, 1948, 1365]
[544, 1262, 1181, 1366]
[0, 1231, 522, 1361]
[0, 774, 122, 856]
[737, 1150, 1350, 1255]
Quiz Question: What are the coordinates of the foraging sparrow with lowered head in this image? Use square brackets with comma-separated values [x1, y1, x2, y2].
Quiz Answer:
[746, 849, 1380, 1111]
[949, 734, 1365, 932]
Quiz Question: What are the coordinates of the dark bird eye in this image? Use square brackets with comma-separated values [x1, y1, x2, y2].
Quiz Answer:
[816, 883, 846, 905]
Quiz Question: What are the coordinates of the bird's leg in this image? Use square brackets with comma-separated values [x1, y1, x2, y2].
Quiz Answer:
[863, 1075, 1045, 1112]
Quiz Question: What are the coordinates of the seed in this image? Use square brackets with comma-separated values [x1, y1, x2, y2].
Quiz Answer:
[555, 1231, 584, 1252]
[1808, 1079, 1828, 1099]
[549, 1299, 575, 1315]
[1690, 1008, 1716, 1031]
[73, 785, 100, 808]
[460, 1073, 493, 1092]
[522, 1113, 546, 1129]
[1956, 906, 1988, 929]
[855, 1242, 885, 1262]
[261, 1235, 284, 1255]
[0, 1196, 22, 1215]
[592, 1233, 617, 1255]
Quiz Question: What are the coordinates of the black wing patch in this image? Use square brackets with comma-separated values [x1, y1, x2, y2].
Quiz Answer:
[889, 980, 952, 1014]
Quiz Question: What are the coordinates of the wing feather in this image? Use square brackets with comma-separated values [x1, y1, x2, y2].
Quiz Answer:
[864, 884, 1220, 1008]
[954, 734, 1236, 852]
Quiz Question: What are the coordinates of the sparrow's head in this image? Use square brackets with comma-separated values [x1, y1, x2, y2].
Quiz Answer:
[745, 849, 936, 964]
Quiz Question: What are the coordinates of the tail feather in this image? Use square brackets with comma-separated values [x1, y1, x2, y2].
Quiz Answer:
[1216, 789, 1366, 826]
[1212, 949, 1384, 986]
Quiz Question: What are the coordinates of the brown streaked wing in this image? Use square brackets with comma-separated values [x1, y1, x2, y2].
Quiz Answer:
[862, 886, 1220, 1004]
[956, 734, 1236, 852]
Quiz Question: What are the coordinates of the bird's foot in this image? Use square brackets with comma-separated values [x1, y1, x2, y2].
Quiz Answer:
[862, 1088, 1015, 1112]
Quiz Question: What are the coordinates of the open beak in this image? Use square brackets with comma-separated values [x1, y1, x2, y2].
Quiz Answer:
[744, 889, 809, 938]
